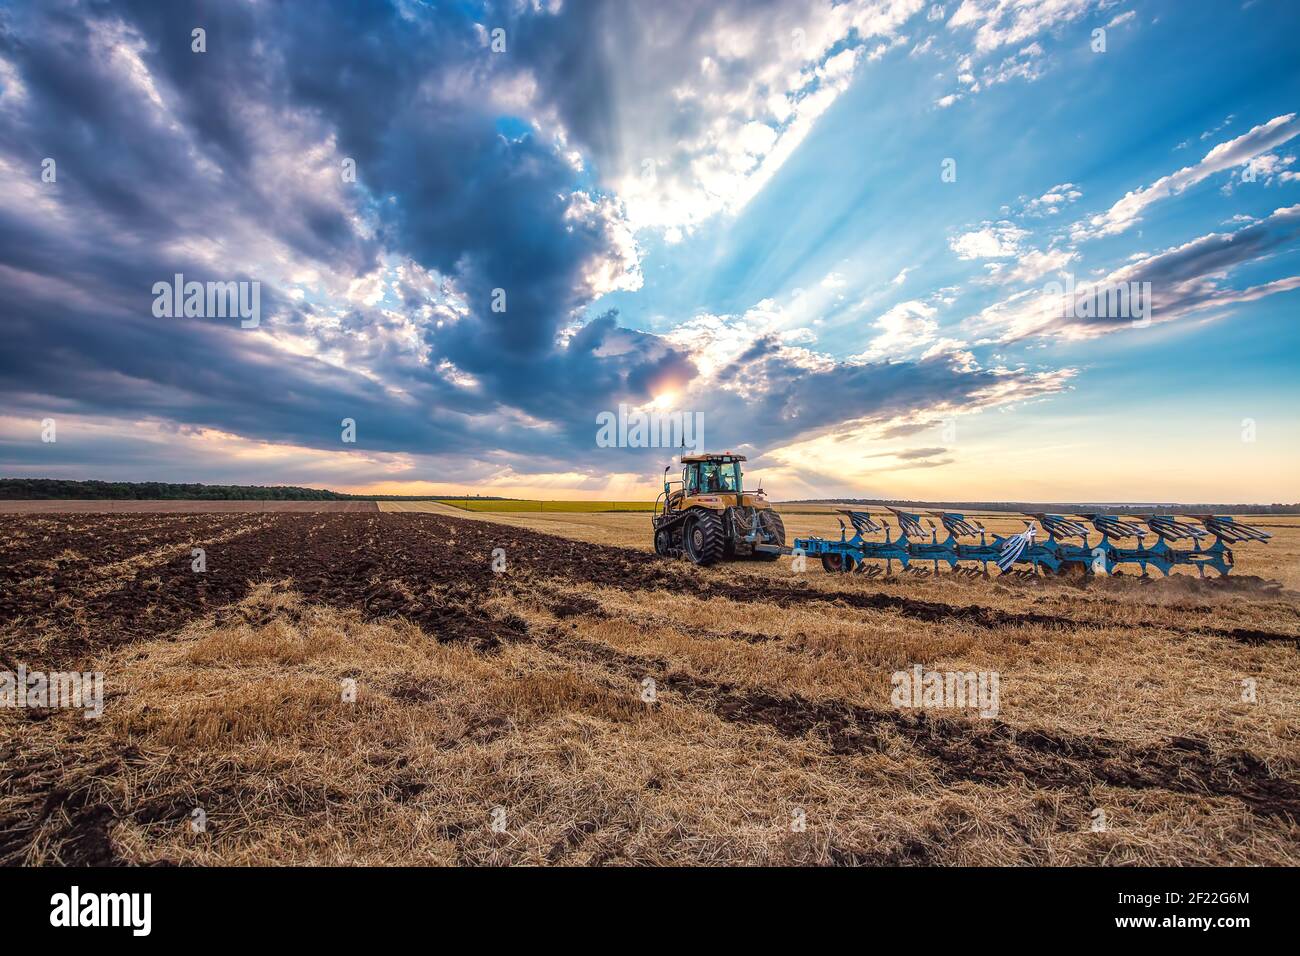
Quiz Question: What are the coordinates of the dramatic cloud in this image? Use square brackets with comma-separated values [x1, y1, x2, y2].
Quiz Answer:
[0, 0, 1074, 490]
[678, 337, 1074, 453]
[0, 0, 677, 479]
[508, 0, 926, 237]
[1, 1, 1291, 499]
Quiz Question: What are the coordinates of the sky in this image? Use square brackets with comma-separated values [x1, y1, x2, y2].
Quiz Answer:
[0, 0, 1297, 503]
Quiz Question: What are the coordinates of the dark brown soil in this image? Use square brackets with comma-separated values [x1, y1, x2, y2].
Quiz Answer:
[6, 511, 1291, 662]
[0, 500, 379, 513]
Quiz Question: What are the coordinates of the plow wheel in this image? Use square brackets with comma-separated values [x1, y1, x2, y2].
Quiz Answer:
[684, 512, 725, 566]
[821, 552, 857, 573]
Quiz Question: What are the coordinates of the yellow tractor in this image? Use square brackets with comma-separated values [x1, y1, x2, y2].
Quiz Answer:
[652, 452, 787, 565]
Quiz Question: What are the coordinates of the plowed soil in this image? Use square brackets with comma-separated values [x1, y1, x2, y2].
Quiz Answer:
[0, 499, 379, 513]
[2, 512, 1298, 866]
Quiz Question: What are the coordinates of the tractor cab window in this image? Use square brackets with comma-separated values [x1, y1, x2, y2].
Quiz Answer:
[685, 460, 740, 494]
[717, 463, 740, 492]
[684, 463, 710, 494]
[700, 463, 722, 493]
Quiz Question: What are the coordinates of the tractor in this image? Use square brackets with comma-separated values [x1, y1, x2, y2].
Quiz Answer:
[652, 452, 787, 565]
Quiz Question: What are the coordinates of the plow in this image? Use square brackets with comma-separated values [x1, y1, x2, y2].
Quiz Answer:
[652, 451, 1271, 578]
[793, 508, 1271, 578]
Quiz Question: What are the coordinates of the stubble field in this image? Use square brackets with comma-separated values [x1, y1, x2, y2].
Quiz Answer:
[2, 504, 1298, 865]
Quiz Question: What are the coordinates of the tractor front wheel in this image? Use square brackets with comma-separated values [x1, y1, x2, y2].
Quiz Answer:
[654, 526, 672, 556]
[684, 512, 725, 566]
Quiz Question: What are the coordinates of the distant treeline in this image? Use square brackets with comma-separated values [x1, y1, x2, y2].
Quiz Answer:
[0, 478, 520, 501]
[787, 498, 1300, 516]
[0, 478, 347, 500]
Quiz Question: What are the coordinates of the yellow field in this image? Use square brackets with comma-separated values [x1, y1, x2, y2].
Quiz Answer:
[435, 499, 656, 513]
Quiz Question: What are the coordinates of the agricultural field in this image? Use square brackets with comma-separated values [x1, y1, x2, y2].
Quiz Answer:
[0, 499, 379, 513]
[384, 501, 1300, 591]
[2, 506, 1298, 866]
[436, 499, 655, 513]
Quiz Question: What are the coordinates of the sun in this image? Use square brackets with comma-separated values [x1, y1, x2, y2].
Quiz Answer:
[651, 389, 678, 409]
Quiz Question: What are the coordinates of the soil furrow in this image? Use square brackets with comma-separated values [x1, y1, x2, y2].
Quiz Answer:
[522, 626, 1300, 821]
[390, 511, 1296, 647]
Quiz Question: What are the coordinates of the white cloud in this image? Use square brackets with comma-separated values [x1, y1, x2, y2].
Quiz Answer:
[866, 34, 909, 61]
[946, 0, 1098, 54]
[856, 299, 939, 356]
[950, 221, 1027, 259]
[564, 192, 644, 297]
[584, 0, 925, 238]
[663, 304, 822, 380]
[934, 1, 1104, 104]
[972, 204, 1300, 341]
[436, 359, 480, 390]
[977, 41, 1045, 88]
[1022, 182, 1082, 216]
[920, 338, 974, 369]
[1071, 113, 1300, 240]
[1222, 151, 1296, 191]
[1200, 114, 1236, 141]
[0, 56, 27, 112]
[988, 247, 1077, 285]
[91, 18, 166, 114]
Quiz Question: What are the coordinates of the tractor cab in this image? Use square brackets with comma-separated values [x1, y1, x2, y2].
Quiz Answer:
[682, 454, 743, 496]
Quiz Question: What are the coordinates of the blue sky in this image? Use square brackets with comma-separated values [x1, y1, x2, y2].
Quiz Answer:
[1, 0, 1297, 501]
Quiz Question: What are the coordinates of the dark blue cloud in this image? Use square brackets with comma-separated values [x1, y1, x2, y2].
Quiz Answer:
[0, 0, 1067, 486]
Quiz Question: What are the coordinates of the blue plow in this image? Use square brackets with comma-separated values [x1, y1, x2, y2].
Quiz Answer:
[792, 509, 1270, 578]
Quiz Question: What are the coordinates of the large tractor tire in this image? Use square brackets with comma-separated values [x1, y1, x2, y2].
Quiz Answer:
[683, 511, 726, 566]
[751, 511, 786, 561]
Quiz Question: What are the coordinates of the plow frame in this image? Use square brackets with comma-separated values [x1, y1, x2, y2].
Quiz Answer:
[793, 510, 1262, 578]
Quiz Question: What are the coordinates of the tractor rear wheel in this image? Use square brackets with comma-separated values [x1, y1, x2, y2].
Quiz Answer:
[684, 511, 725, 566]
